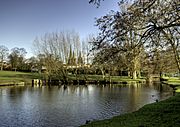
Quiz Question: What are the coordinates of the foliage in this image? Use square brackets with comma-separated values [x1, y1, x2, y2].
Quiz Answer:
[8, 47, 27, 71]
[91, 0, 180, 79]
[89, 0, 104, 7]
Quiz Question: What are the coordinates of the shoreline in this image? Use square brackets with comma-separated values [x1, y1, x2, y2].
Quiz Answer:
[0, 81, 26, 86]
[81, 93, 180, 127]
[1, 76, 179, 126]
[0, 79, 146, 87]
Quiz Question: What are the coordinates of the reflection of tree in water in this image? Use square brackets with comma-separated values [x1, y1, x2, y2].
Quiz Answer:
[7, 86, 27, 101]
[60, 85, 90, 97]
[148, 82, 172, 92]
[126, 82, 142, 111]
[0, 84, 173, 126]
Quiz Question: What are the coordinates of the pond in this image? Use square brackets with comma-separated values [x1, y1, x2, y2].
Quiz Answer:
[0, 83, 172, 127]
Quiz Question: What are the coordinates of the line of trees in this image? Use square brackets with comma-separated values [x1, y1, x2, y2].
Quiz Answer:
[0, 0, 179, 81]
[0, 46, 27, 71]
[89, 0, 179, 79]
[32, 30, 94, 81]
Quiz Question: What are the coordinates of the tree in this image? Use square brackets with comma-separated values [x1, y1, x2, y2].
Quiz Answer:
[129, 0, 180, 72]
[91, 1, 145, 79]
[0, 45, 9, 71]
[89, 0, 104, 7]
[36, 54, 45, 72]
[82, 34, 95, 64]
[77, 51, 83, 65]
[90, 0, 180, 77]
[8, 47, 27, 71]
[33, 30, 81, 81]
[67, 45, 77, 65]
[27, 56, 38, 72]
[148, 46, 179, 77]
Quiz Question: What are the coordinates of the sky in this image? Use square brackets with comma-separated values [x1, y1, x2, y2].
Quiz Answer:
[0, 0, 119, 58]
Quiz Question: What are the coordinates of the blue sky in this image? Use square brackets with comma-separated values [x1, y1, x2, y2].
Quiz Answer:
[0, 0, 119, 58]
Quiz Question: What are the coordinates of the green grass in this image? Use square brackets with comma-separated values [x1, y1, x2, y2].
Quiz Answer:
[81, 94, 180, 127]
[163, 77, 180, 84]
[0, 71, 42, 84]
[0, 71, 145, 85]
[68, 74, 145, 82]
[162, 77, 180, 93]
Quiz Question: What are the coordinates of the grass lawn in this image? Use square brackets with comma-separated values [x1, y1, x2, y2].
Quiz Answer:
[0, 71, 145, 85]
[0, 71, 42, 84]
[162, 77, 180, 93]
[68, 74, 145, 82]
[81, 93, 180, 127]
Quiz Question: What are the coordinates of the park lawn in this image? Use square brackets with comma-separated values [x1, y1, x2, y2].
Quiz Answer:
[68, 74, 145, 82]
[0, 71, 42, 84]
[163, 77, 180, 84]
[110, 76, 145, 82]
[0, 71, 145, 85]
[176, 88, 180, 92]
[162, 77, 180, 93]
[81, 93, 180, 127]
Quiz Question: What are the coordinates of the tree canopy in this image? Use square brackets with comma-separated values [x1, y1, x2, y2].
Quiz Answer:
[90, 0, 180, 78]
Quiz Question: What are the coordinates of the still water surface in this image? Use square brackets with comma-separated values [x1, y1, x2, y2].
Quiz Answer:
[0, 83, 172, 127]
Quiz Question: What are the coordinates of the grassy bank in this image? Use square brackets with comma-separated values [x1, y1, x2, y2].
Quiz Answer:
[0, 71, 41, 84]
[162, 77, 180, 92]
[81, 93, 180, 127]
[67, 74, 145, 83]
[0, 71, 145, 85]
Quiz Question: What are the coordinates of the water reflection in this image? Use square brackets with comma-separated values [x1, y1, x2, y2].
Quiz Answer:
[0, 83, 172, 127]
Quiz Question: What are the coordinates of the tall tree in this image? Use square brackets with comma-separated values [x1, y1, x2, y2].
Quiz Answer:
[82, 34, 94, 64]
[8, 47, 27, 71]
[77, 51, 83, 65]
[0, 45, 9, 71]
[90, 0, 180, 76]
[129, 0, 180, 72]
[91, 1, 145, 79]
[33, 30, 81, 81]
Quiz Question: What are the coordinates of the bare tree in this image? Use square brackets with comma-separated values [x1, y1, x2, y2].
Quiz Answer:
[82, 34, 95, 64]
[33, 30, 81, 81]
[0, 45, 9, 71]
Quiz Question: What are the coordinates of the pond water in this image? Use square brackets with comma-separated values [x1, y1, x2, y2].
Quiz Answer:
[0, 83, 172, 127]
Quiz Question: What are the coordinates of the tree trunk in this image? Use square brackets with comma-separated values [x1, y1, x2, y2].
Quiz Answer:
[137, 70, 141, 78]
[132, 55, 139, 79]
[83, 67, 88, 81]
[162, 30, 180, 73]
[108, 69, 111, 83]
[132, 70, 137, 79]
[100, 67, 105, 80]
[172, 46, 180, 73]
[0, 62, 3, 71]
[1, 57, 3, 71]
